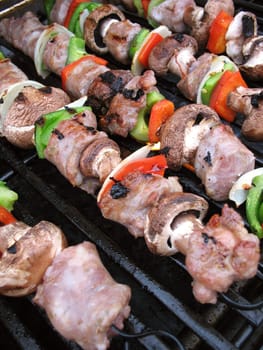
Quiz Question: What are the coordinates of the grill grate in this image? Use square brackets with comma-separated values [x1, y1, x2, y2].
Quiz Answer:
[0, 1, 263, 349]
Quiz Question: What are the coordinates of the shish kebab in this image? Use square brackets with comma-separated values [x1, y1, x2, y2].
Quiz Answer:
[0, 10, 256, 203]
[0, 183, 132, 350]
[44, 0, 263, 139]
[0, 10, 260, 306]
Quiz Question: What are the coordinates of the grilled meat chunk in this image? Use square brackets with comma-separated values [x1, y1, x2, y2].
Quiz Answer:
[87, 69, 134, 116]
[99, 70, 157, 137]
[34, 242, 131, 350]
[194, 124, 255, 201]
[104, 19, 141, 65]
[186, 205, 260, 304]
[0, 59, 27, 95]
[148, 0, 195, 33]
[99, 170, 182, 238]
[228, 86, 263, 141]
[148, 33, 198, 77]
[44, 110, 121, 194]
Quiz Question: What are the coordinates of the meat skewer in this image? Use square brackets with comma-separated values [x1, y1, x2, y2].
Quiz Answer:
[0, 11, 257, 201]
[34, 1, 263, 140]
[97, 143, 260, 304]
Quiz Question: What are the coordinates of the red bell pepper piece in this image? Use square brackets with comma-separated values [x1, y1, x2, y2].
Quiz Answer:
[206, 10, 233, 54]
[0, 206, 16, 225]
[148, 99, 174, 143]
[209, 70, 248, 122]
[61, 54, 108, 91]
[138, 32, 163, 68]
[141, 0, 150, 17]
[100, 154, 167, 199]
[64, 0, 90, 28]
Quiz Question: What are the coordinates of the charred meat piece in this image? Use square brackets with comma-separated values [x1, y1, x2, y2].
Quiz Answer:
[63, 57, 109, 99]
[228, 86, 263, 141]
[148, 33, 198, 77]
[44, 110, 121, 194]
[34, 242, 131, 350]
[84, 4, 125, 55]
[194, 123, 255, 201]
[49, 0, 72, 24]
[104, 19, 141, 65]
[0, 221, 67, 297]
[160, 104, 220, 170]
[0, 59, 27, 95]
[144, 192, 208, 256]
[0, 11, 45, 60]
[225, 11, 258, 65]
[99, 170, 182, 238]
[87, 69, 134, 116]
[99, 70, 157, 137]
[186, 204, 260, 304]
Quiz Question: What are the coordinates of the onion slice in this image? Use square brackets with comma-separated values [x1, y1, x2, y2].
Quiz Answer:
[0, 80, 44, 133]
[97, 142, 160, 202]
[34, 23, 74, 79]
[196, 55, 238, 104]
[229, 167, 263, 207]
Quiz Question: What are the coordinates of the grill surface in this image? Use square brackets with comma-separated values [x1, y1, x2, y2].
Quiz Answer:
[0, 1, 263, 349]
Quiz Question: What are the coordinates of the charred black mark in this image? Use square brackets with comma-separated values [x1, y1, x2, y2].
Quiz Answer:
[193, 112, 204, 126]
[52, 128, 64, 140]
[242, 15, 255, 38]
[0, 97, 3, 104]
[202, 232, 217, 244]
[110, 177, 129, 199]
[160, 146, 171, 156]
[167, 236, 172, 248]
[35, 115, 45, 126]
[204, 151, 212, 166]
[7, 243, 16, 254]
[174, 33, 184, 43]
[251, 91, 263, 108]
[39, 86, 52, 94]
[16, 92, 26, 102]
[86, 126, 97, 135]
[65, 106, 78, 114]
[123, 88, 144, 101]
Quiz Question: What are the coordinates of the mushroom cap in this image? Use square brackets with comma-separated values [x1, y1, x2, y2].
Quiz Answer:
[84, 4, 125, 55]
[0, 221, 67, 297]
[240, 36, 263, 81]
[2, 85, 70, 148]
[144, 192, 208, 256]
[160, 104, 220, 170]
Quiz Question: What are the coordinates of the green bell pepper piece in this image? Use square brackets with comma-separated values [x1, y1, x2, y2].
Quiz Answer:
[130, 107, 149, 142]
[129, 90, 165, 142]
[129, 28, 150, 59]
[258, 201, 263, 224]
[134, 0, 145, 17]
[35, 106, 91, 159]
[246, 174, 263, 239]
[0, 51, 5, 60]
[0, 181, 18, 211]
[147, 0, 165, 27]
[201, 62, 236, 105]
[44, 0, 56, 22]
[69, 2, 102, 37]
[66, 36, 88, 65]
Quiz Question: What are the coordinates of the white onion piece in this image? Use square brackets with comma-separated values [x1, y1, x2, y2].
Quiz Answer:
[196, 55, 238, 104]
[97, 142, 161, 202]
[79, 9, 91, 35]
[34, 24, 74, 79]
[62, 96, 88, 109]
[131, 25, 172, 76]
[229, 167, 263, 207]
[100, 18, 119, 38]
[0, 80, 44, 133]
